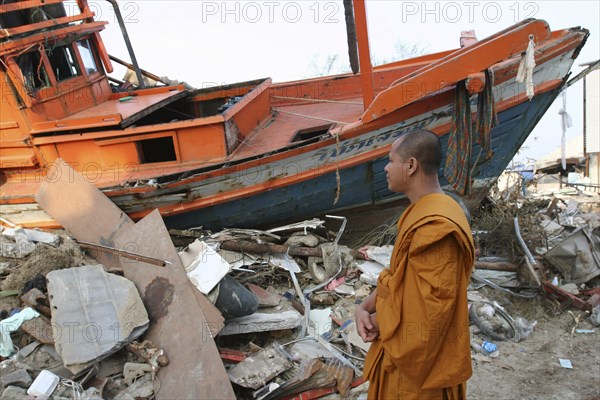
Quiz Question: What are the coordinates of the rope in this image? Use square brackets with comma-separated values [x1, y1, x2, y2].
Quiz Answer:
[558, 89, 572, 170]
[516, 34, 536, 100]
[273, 109, 350, 125]
[333, 132, 342, 205]
[272, 95, 363, 105]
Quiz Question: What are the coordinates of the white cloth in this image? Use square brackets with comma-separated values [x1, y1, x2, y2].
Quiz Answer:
[0, 307, 40, 357]
[558, 89, 573, 170]
[517, 36, 536, 100]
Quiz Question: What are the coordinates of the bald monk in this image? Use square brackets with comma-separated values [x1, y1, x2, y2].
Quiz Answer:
[355, 129, 475, 399]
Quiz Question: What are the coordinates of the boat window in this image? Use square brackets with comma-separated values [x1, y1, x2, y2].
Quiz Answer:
[15, 51, 51, 93]
[290, 124, 332, 143]
[137, 137, 177, 163]
[46, 44, 80, 81]
[76, 39, 99, 75]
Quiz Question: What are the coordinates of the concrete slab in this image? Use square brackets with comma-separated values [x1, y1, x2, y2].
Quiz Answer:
[47, 265, 148, 374]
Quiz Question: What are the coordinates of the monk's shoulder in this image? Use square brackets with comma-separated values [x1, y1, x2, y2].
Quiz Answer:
[409, 217, 459, 251]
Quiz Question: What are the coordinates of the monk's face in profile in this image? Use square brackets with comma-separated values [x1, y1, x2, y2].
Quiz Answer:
[384, 138, 411, 193]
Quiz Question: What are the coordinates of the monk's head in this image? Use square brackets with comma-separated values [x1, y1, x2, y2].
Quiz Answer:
[384, 129, 442, 196]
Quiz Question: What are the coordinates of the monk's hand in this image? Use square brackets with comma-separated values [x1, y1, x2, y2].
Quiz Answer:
[355, 307, 379, 342]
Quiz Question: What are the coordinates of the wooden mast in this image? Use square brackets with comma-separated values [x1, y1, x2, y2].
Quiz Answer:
[352, 0, 374, 111]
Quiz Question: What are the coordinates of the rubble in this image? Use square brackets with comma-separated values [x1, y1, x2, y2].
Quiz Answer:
[219, 310, 304, 336]
[0, 369, 31, 388]
[228, 345, 293, 390]
[0, 162, 597, 399]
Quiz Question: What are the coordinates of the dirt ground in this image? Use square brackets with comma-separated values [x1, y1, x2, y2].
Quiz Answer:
[467, 290, 600, 400]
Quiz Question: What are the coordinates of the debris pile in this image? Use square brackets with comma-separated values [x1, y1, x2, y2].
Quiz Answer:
[0, 161, 598, 399]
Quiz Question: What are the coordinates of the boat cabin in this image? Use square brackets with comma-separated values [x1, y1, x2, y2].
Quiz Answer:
[0, 0, 272, 181]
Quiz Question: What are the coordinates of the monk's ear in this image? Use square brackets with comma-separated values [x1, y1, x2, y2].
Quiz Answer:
[407, 157, 418, 176]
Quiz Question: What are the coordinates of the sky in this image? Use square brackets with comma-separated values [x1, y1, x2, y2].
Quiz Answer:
[82, 0, 600, 165]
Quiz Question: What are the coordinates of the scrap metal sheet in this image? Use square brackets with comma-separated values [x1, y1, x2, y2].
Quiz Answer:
[35, 159, 133, 270]
[114, 210, 233, 399]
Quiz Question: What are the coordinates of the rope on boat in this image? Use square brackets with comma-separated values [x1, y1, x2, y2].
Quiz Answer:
[272, 96, 363, 105]
[273, 109, 351, 125]
[516, 34, 536, 100]
[333, 132, 342, 206]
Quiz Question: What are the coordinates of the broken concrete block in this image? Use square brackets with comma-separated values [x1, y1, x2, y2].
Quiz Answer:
[0, 230, 36, 258]
[123, 363, 153, 386]
[0, 262, 14, 275]
[47, 265, 149, 374]
[591, 305, 600, 327]
[227, 345, 293, 389]
[2, 228, 59, 246]
[114, 374, 155, 400]
[0, 369, 32, 388]
[17, 341, 41, 359]
[1, 385, 28, 399]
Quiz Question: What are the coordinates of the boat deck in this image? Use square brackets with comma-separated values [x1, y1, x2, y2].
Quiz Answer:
[233, 97, 365, 159]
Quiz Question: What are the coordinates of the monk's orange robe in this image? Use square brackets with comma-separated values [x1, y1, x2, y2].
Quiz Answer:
[364, 193, 475, 399]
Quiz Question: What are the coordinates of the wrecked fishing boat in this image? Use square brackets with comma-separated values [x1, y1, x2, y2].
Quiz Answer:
[0, 0, 589, 229]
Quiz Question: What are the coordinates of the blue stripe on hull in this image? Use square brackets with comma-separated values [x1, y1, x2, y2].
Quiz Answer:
[165, 89, 559, 230]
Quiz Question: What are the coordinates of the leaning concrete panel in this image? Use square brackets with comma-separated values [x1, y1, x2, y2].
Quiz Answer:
[114, 210, 234, 399]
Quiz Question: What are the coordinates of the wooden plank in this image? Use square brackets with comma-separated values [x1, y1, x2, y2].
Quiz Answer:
[0, 0, 66, 13]
[0, 11, 94, 38]
[114, 210, 233, 399]
[35, 158, 133, 271]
